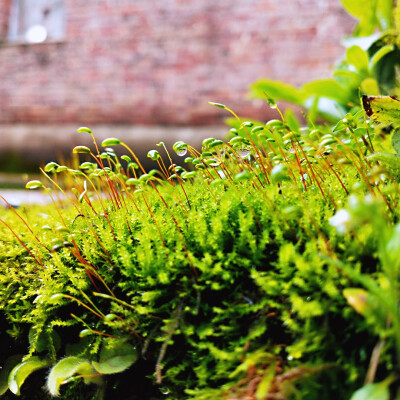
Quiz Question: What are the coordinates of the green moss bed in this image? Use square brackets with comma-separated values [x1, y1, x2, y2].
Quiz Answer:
[0, 101, 400, 400]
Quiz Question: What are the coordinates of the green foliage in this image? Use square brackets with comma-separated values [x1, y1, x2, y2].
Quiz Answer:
[350, 379, 393, 400]
[249, 0, 400, 122]
[362, 95, 400, 173]
[1, 100, 400, 399]
[91, 339, 137, 374]
[4, 3, 400, 400]
[47, 356, 101, 396]
[8, 357, 50, 395]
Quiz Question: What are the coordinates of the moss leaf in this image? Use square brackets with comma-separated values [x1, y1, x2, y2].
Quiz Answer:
[92, 340, 138, 375]
[8, 356, 50, 395]
[46, 357, 95, 396]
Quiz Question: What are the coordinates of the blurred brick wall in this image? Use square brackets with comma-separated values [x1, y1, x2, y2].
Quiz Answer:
[0, 0, 355, 126]
[0, 0, 11, 39]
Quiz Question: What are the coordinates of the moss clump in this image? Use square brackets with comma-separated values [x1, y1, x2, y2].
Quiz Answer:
[0, 103, 400, 399]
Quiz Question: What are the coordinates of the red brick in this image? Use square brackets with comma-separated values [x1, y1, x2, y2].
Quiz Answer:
[0, 0, 355, 125]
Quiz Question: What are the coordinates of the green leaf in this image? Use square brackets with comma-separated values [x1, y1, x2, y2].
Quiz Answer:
[47, 357, 97, 396]
[350, 381, 390, 400]
[333, 69, 362, 86]
[303, 79, 350, 104]
[361, 78, 380, 95]
[8, 357, 50, 395]
[101, 138, 121, 147]
[367, 152, 400, 170]
[391, 129, 400, 155]
[0, 355, 23, 395]
[65, 336, 93, 357]
[249, 79, 306, 106]
[370, 45, 395, 68]
[341, 0, 370, 19]
[376, 0, 393, 30]
[284, 108, 300, 133]
[341, 0, 377, 36]
[346, 45, 369, 72]
[92, 339, 138, 375]
[362, 95, 400, 126]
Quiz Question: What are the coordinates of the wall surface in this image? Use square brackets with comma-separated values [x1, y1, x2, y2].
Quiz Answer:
[0, 0, 355, 169]
[0, 0, 355, 125]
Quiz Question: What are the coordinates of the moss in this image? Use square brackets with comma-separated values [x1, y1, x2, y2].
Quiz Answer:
[0, 105, 399, 399]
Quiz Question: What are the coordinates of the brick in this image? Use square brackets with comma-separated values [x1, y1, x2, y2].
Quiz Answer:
[0, 0, 355, 125]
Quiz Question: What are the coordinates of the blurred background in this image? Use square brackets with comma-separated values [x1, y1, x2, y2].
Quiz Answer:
[0, 0, 355, 180]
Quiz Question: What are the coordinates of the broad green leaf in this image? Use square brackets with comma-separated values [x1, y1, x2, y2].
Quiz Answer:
[8, 357, 50, 395]
[361, 78, 380, 95]
[284, 108, 300, 133]
[358, 13, 377, 37]
[303, 79, 350, 104]
[304, 96, 347, 122]
[65, 336, 93, 357]
[376, 0, 393, 30]
[362, 95, 400, 126]
[391, 129, 400, 155]
[367, 152, 400, 170]
[370, 45, 395, 68]
[333, 69, 363, 86]
[341, 0, 376, 36]
[249, 79, 306, 106]
[0, 355, 23, 395]
[383, 224, 400, 271]
[341, 0, 371, 19]
[92, 339, 138, 374]
[350, 381, 390, 400]
[346, 45, 369, 72]
[47, 357, 96, 396]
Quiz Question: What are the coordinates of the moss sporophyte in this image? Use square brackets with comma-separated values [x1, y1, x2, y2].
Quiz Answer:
[1, 91, 400, 399]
